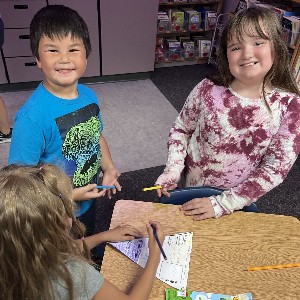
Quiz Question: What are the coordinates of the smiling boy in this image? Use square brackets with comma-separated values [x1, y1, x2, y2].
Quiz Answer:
[8, 5, 121, 248]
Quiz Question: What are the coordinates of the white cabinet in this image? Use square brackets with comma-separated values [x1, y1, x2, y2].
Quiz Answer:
[100, 0, 159, 75]
[5, 57, 43, 83]
[47, 0, 101, 77]
[0, 0, 46, 28]
[0, 56, 7, 84]
[0, 0, 159, 85]
[0, 0, 47, 83]
[3, 28, 32, 57]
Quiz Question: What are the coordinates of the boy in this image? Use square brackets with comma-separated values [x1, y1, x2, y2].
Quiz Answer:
[8, 5, 121, 238]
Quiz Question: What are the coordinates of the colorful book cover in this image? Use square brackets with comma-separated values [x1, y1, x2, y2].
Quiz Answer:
[165, 288, 252, 300]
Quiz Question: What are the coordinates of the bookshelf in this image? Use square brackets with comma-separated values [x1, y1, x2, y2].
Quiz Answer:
[155, 0, 223, 68]
[256, 0, 300, 83]
[290, 33, 300, 85]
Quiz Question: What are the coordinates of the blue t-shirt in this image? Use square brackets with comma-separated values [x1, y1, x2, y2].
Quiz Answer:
[9, 83, 103, 216]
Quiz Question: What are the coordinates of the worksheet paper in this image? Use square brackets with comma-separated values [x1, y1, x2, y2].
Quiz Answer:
[110, 232, 193, 290]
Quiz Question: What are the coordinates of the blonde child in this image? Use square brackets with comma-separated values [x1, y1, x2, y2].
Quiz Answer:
[0, 164, 164, 300]
[156, 6, 300, 220]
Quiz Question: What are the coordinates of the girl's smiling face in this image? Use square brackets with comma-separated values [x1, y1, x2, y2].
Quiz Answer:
[226, 25, 274, 86]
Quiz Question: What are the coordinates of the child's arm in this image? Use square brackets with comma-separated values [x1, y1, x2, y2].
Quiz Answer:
[72, 184, 106, 201]
[72, 134, 122, 201]
[155, 82, 203, 196]
[99, 135, 121, 198]
[82, 224, 143, 250]
[0, 96, 11, 135]
[92, 221, 164, 300]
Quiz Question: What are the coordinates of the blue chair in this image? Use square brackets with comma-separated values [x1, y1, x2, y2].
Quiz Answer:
[160, 186, 258, 213]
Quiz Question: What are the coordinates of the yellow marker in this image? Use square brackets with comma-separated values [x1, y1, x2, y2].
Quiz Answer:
[246, 262, 300, 271]
[142, 185, 162, 192]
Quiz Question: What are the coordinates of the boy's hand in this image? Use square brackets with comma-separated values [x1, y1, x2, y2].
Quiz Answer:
[102, 168, 122, 199]
[106, 224, 143, 242]
[72, 184, 105, 201]
[180, 197, 215, 220]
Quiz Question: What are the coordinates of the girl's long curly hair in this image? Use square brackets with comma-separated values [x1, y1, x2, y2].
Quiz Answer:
[211, 6, 300, 96]
[0, 164, 88, 300]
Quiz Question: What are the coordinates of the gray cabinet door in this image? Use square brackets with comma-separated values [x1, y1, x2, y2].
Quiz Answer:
[0, 56, 7, 84]
[0, 0, 47, 83]
[100, 0, 159, 75]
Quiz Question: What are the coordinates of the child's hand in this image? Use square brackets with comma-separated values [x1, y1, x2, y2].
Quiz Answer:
[72, 184, 105, 201]
[147, 221, 165, 260]
[180, 197, 215, 220]
[106, 224, 143, 242]
[102, 168, 122, 199]
[156, 183, 177, 197]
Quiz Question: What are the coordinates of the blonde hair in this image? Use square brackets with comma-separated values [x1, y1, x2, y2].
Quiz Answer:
[215, 6, 300, 96]
[0, 164, 88, 300]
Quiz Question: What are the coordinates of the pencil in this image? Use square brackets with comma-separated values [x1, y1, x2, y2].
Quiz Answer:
[150, 224, 167, 260]
[96, 185, 116, 189]
[246, 263, 300, 271]
[142, 185, 162, 191]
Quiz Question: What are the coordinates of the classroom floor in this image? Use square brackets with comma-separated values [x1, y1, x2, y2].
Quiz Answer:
[1, 64, 300, 251]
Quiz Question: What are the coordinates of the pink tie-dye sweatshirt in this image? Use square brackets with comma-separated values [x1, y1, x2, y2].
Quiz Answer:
[156, 78, 300, 217]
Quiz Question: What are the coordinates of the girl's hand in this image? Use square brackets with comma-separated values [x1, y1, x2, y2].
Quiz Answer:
[147, 221, 165, 260]
[72, 184, 106, 201]
[101, 168, 122, 199]
[156, 183, 177, 198]
[106, 224, 143, 242]
[180, 197, 215, 220]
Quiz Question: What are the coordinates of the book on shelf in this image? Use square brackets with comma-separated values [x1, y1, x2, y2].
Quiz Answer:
[282, 15, 300, 46]
[291, 37, 300, 86]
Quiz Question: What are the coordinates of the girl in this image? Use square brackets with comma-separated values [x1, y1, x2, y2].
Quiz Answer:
[155, 6, 300, 220]
[0, 164, 164, 300]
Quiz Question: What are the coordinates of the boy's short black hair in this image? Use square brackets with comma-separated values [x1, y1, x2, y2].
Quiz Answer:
[30, 5, 91, 60]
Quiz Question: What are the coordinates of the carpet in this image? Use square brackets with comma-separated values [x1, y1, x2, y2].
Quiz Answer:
[88, 79, 178, 173]
[0, 79, 178, 174]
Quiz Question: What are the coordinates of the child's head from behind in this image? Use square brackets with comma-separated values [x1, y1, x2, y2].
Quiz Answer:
[218, 6, 290, 88]
[0, 164, 82, 299]
[30, 5, 91, 60]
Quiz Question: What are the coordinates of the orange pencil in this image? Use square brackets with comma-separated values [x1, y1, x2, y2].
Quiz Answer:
[246, 263, 300, 271]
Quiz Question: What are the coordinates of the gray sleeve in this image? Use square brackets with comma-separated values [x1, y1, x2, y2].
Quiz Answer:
[52, 260, 104, 300]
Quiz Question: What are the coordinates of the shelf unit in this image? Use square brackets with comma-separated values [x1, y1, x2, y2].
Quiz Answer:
[252, 0, 300, 63]
[155, 0, 223, 68]
[208, 12, 231, 67]
[208, 1, 300, 68]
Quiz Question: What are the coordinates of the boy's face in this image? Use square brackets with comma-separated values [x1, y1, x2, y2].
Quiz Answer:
[226, 26, 274, 87]
[36, 33, 87, 95]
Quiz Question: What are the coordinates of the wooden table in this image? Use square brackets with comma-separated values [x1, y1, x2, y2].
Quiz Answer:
[101, 200, 300, 300]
